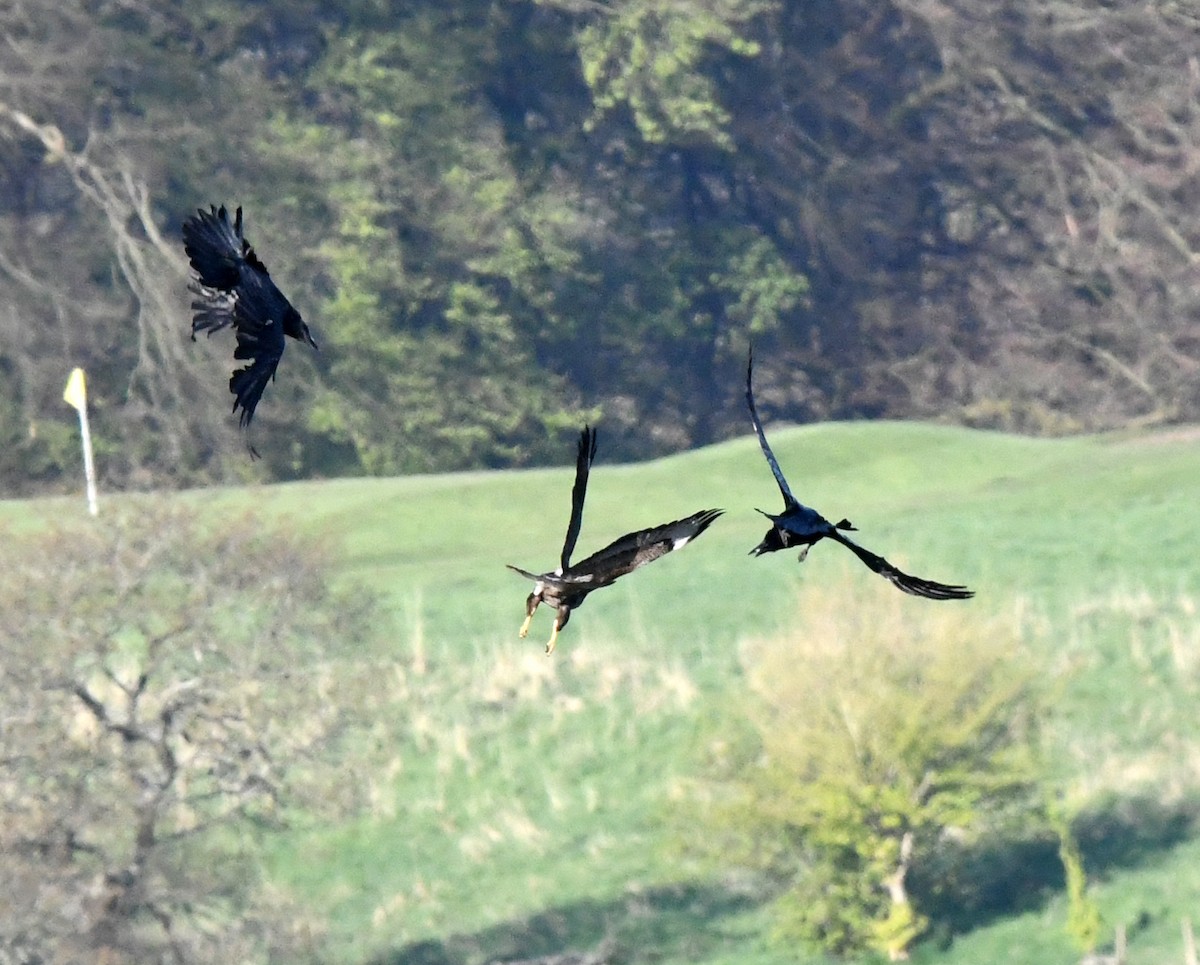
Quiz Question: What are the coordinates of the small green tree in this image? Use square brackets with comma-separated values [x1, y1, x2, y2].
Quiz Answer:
[266, 8, 596, 476]
[703, 581, 1044, 959]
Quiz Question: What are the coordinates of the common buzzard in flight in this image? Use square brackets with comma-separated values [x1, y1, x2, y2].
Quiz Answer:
[508, 427, 723, 653]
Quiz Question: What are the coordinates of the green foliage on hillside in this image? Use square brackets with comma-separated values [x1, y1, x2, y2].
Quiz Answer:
[2, 0, 1198, 492]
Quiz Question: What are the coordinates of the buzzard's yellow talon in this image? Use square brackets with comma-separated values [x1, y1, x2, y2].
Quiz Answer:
[518, 613, 533, 638]
[545, 625, 559, 655]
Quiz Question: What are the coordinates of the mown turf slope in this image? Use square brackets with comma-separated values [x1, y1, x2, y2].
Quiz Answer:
[12, 423, 1200, 964]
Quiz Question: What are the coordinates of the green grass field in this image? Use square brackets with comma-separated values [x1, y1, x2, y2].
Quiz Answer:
[10, 422, 1200, 964]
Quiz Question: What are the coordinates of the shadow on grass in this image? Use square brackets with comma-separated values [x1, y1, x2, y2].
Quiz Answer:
[368, 794, 1199, 964]
[1075, 791, 1199, 870]
[913, 791, 1200, 945]
[365, 879, 769, 965]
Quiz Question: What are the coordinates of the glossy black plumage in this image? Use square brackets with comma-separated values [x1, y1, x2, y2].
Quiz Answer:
[745, 353, 973, 601]
[183, 205, 317, 431]
[508, 426, 724, 653]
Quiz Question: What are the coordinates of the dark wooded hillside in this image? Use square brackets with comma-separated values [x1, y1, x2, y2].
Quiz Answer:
[1, 0, 1196, 491]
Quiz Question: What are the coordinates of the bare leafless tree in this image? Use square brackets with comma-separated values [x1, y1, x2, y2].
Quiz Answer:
[0, 0, 302, 491]
[0, 500, 383, 963]
[0, 100, 242, 485]
[894, 0, 1200, 431]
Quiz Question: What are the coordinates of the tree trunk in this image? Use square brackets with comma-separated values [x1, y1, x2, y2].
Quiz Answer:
[882, 829, 916, 961]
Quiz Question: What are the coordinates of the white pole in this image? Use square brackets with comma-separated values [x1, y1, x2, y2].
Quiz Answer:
[77, 399, 98, 517]
[63, 367, 98, 516]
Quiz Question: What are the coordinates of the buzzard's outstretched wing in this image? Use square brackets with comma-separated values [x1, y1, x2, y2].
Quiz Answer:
[564, 508, 724, 588]
[560, 426, 598, 572]
[746, 352, 798, 511]
[831, 531, 974, 600]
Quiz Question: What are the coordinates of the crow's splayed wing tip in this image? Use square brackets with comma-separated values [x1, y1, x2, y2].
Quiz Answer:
[892, 575, 975, 601]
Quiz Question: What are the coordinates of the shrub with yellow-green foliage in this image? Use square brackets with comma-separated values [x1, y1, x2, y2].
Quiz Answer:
[699, 583, 1046, 959]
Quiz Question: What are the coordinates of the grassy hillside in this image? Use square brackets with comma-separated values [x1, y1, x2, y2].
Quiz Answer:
[10, 422, 1200, 964]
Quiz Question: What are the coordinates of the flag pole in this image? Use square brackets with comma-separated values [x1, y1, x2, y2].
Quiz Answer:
[78, 394, 99, 517]
[63, 367, 98, 517]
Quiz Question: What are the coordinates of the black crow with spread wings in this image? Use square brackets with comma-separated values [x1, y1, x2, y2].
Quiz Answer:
[508, 426, 723, 653]
[182, 205, 317, 438]
[745, 353, 973, 600]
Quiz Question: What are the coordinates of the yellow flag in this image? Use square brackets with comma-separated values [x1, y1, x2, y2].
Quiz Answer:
[63, 367, 87, 412]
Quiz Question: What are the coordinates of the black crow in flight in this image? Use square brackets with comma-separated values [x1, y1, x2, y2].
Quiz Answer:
[182, 205, 317, 437]
[508, 426, 724, 653]
[745, 353, 973, 600]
